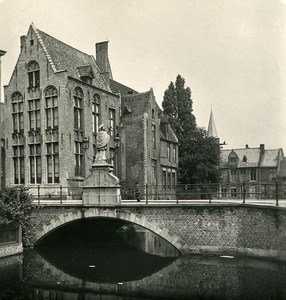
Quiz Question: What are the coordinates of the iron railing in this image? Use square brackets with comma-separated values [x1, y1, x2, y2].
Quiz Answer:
[1, 181, 285, 206]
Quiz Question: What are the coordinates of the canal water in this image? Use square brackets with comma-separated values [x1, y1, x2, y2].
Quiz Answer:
[0, 219, 286, 299]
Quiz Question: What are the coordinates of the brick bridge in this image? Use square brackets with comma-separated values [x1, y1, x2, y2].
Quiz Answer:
[31, 204, 286, 261]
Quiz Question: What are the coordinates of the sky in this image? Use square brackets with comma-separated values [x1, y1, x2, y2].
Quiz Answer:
[0, 0, 285, 151]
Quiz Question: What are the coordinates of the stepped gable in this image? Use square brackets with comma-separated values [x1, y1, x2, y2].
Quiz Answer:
[32, 23, 111, 92]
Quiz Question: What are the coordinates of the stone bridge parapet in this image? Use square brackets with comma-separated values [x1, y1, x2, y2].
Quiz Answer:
[30, 204, 286, 261]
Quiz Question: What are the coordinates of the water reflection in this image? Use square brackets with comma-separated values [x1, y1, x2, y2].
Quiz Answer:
[36, 244, 176, 283]
[1, 250, 286, 299]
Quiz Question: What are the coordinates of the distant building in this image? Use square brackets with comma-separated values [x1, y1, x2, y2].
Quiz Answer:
[0, 49, 6, 189]
[220, 144, 285, 198]
[2, 23, 178, 197]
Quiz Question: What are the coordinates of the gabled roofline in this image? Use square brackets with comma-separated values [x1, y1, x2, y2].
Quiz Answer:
[67, 76, 120, 97]
[31, 23, 60, 73]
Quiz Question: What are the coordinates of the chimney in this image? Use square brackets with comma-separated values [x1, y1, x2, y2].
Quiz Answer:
[20, 35, 27, 50]
[260, 144, 265, 152]
[95, 41, 112, 85]
[245, 144, 249, 149]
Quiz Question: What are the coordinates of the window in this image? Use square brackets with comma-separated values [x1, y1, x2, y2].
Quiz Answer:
[172, 170, 176, 189]
[46, 142, 59, 183]
[241, 169, 246, 175]
[230, 187, 237, 197]
[28, 99, 41, 130]
[167, 170, 172, 189]
[152, 124, 156, 149]
[230, 169, 236, 175]
[151, 160, 157, 185]
[74, 87, 83, 130]
[167, 143, 170, 160]
[242, 155, 247, 163]
[109, 147, 115, 174]
[74, 141, 83, 177]
[162, 169, 167, 190]
[250, 169, 257, 181]
[269, 169, 276, 180]
[45, 86, 58, 129]
[27, 61, 40, 88]
[92, 94, 100, 133]
[151, 109, 155, 119]
[172, 145, 176, 163]
[221, 187, 227, 198]
[11, 92, 24, 133]
[13, 145, 25, 184]
[29, 144, 41, 184]
[109, 108, 115, 137]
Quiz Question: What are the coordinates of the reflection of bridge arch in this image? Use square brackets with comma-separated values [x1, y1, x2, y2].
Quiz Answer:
[30, 250, 181, 297]
[34, 207, 183, 252]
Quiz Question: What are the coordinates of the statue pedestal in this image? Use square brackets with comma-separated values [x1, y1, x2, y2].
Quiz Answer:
[82, 161, 121, 206]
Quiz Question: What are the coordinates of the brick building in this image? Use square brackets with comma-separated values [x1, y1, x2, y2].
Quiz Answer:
[0, 102, 5, 189]
[3, 23, 178, 197]
[111, 86, 178, 199]
[220, 144, 285, 198]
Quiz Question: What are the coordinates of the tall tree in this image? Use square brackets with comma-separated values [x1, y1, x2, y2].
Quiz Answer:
[162, 75, 220, 184]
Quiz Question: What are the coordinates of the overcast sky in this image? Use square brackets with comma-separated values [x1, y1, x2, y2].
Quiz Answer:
[0, 0, 285, 151]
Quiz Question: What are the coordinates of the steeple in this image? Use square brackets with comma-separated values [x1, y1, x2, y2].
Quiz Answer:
[207, 109, 218, 138]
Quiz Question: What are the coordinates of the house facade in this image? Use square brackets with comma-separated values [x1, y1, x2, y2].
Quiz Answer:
[220, 144, 284, 199]
[2, 23, 178, 198]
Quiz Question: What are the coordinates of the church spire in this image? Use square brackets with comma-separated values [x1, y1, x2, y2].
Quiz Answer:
[207, 108, 218, 138]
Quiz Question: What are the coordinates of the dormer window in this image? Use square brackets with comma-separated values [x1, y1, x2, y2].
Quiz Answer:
[228, 150, 239, 165]
[242, 155, 247, 163]
[30, 39, 34, 46]
[27, 61, 40, 89]
[77, 65, 94, 85]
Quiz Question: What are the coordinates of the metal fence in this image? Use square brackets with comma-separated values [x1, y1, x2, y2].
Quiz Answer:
[2, 181, 286, 206]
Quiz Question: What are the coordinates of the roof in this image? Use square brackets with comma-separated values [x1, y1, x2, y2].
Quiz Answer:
[220, 148, 261, 168]
[207, 110, 218, 138]
[110, 79, 139, 95]
[260, 149, 281, 168]
[160, 123, 178, 144]
[31, 23, 111, 92]
[220, 147, 282, 168]
[121, 90, 152, 116]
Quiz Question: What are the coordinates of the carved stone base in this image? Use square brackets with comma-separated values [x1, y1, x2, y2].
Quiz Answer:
[82, 161, 120, 206]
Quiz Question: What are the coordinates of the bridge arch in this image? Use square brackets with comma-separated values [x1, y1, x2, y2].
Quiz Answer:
[34, 207, 183, 252]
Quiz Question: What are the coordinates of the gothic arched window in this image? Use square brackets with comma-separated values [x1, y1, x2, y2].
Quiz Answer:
[74, 87, 83, 130]
[45, 86, 58, 129]
[92, 94, 101, 134]
[11, 92, 24, 133]
[27, 61, 40, 88]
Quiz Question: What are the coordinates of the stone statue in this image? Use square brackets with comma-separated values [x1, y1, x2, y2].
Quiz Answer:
[95, 124, 110, 161]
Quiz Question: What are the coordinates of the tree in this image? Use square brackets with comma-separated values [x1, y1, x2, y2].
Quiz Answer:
[0, 186, 34, 247]
[162, 75, 220, 184]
